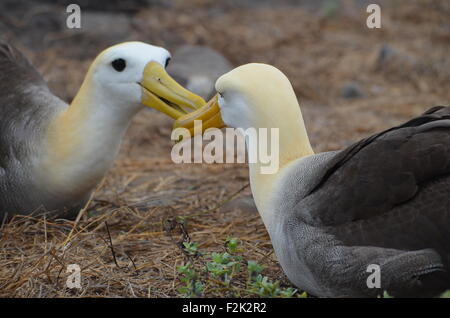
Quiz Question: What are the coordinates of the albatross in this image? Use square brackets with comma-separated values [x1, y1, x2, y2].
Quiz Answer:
[173, 63, 450, 297]
[0, 40, 204, 219]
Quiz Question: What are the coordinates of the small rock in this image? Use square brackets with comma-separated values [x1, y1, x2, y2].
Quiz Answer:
[167, 45, 233, 100]
[376, 44, 396, 66]
[373, 44, 418, 72]
[220, 194, 258, 214]
[341, 82, 364, 99]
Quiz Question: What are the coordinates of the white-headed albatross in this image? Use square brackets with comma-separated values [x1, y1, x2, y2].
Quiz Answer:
[0, 40, 204, 219]
[174, 63, 450, 297]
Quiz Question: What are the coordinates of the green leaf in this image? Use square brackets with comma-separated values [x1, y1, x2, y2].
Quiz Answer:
[226, 237, 239, 253]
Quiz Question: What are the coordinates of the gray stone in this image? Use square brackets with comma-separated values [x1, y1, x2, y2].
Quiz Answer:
[220, 194, 258, 214]
[341, 82, 364, 99]
[167, 45, 233, 100]
[373, 44, 418, 72]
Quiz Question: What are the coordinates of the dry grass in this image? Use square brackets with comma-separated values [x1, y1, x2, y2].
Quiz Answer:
[0, 162, 282, 297]
[0, 0, 449, 297]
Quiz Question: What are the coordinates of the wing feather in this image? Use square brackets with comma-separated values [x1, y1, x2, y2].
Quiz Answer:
[301, 106, 450, 227]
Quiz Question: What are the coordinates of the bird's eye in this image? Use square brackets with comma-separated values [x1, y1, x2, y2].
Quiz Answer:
[218, 92, 224, 98]
[111, 58, 126, 72]
[165, 57, 171, 68]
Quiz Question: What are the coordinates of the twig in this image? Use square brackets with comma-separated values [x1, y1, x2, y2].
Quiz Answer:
[124, 251, 138, 272]
[104, 221, 121, 269]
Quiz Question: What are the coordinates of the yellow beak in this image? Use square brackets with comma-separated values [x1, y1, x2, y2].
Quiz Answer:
[140, 61, 206, 119]
[173, 94, 225, 137]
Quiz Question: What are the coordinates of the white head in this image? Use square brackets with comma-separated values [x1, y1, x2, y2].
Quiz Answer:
[42, 42, 206, 197]
[78, 41, 205, 118]
[216, 63, 302, 130]
[173, 63, 315, 228]
[174, 63, 314, 164]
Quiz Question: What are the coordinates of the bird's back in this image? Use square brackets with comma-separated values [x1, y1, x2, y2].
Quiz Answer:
[0, 40, 69, 217]
[270, 106, 450, 297]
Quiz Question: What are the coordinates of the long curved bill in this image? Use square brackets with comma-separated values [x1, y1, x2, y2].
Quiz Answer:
[173, 94, 225, 137]
[140, 61, 206, 119]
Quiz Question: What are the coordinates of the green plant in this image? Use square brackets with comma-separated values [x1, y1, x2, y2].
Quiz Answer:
[182, 241, 200, 257]
[207, 252, 241, 285]
[322, 0, 340, 18]
[226, 237, 239, 253]
[176, 238, 300, 298]
[247, 270, 297, 297]
[247, 260, 264, 280]
[177, 262, 204, 297]
[382, 291, 393, 298]
[440, 290, 450, 298]
[246, 260, 297, 297]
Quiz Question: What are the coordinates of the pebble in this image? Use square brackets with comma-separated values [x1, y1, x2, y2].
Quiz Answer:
[167, 45, 233, 100]
[341, 82, 364, 99]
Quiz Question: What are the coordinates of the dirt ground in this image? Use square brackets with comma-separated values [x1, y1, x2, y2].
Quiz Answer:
[0, 0, 449, 297]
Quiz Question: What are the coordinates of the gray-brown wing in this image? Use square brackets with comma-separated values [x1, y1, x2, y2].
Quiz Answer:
[0, 40, 61, 206]
[0, 39, 46, 93]
[292, 107, 450, 296]
[301, 106, 450, 227]
[296, 106, 450, 265]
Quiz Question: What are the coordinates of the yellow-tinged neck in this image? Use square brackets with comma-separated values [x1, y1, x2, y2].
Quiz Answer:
[245, 94, 314, 227]
[213, 63, 315, 228]
[248, 120, 314, 227]
[38, 73, 138, 197]
[48, 78, 96, 165]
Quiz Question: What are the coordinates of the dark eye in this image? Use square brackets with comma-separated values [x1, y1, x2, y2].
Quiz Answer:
[111, 58, 126, 72]
[165, 57, 171, 68]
